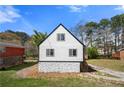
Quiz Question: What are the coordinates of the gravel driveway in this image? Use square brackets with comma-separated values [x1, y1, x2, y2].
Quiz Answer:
[89, 64, 124, 79]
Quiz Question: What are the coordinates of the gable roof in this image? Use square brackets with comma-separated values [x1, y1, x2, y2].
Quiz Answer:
[38, 23, 85, 46]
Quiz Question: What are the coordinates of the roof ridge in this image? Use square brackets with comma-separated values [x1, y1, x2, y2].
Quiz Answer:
[38, 23, 85, 46]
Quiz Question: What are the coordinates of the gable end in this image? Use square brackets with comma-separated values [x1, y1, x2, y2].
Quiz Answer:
[38, 23, 85, 47]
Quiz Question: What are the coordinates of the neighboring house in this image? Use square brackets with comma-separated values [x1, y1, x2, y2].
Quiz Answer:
[112, 48, 124, 60]
[38, 24, 85, 72]
[0, 42, 25, 68]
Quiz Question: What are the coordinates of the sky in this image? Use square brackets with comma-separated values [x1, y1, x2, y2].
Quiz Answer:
[0, 5, 124, 36]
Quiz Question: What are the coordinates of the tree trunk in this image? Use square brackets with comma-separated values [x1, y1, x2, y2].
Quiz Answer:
[117, 34, 119, 49]
[103, 37, 106, 56]
[114, 34, 117, 52]
[90, 34, 93, 47]
[121, 28, 124, 48]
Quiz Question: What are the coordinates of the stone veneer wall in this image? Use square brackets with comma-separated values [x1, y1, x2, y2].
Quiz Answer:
[38, 62, 80, 72]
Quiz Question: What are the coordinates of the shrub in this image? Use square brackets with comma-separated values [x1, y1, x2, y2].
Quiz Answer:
[87, 47, 98, 59]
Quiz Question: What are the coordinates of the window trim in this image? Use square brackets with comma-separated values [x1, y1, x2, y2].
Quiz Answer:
[57, 33, 65, 41]
[69, 49, 77, 57]
[46, 49, 54, 57]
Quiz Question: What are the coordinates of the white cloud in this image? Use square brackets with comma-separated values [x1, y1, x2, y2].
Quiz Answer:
[114, 5, 124, 11]
[0, 6, 21, 23]
[68, 5, 88, 13]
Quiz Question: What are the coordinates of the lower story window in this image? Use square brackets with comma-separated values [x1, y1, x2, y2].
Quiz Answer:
[46, 49, 54, 57]
[69, 49, 77, 57]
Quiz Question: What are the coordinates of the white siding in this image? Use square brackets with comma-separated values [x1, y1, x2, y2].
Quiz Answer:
[39, 25, 83, 62]
[39, 25, 84, 72]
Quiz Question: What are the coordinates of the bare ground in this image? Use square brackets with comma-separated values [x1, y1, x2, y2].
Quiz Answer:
[16, 64, 81, 78]
[16, 63, 124, 84]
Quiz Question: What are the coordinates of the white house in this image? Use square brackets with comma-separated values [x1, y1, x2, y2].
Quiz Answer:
[38, 24, 85, 72]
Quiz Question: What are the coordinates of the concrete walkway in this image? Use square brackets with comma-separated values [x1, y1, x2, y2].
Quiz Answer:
[80, 73, 124, 82]
[89, 64, 124, 79]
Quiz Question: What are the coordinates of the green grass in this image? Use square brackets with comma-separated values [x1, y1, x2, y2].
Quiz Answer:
[87, 59, 124, 72]
[94, 71, 117, 78]
[1, 62, 37, 71]
[0, 62, 124, 87]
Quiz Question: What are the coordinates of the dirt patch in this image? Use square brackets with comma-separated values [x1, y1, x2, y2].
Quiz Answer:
[16, 63, 124, 84]
[16, 64, 38, 78]
[37, 72, 81, 78]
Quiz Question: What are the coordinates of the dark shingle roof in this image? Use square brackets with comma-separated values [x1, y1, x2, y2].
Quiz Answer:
[38, 23, 85, 47]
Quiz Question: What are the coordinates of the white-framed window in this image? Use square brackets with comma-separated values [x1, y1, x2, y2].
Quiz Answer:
[69, 49, 77, 57]
[57, 33, 65, 41]
[46, 49, 54, 57]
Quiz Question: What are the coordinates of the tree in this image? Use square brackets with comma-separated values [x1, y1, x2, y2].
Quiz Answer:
[87, 47, 98, 59]
[0, 32, 21, 44]
[5, 30, 30, 46]
[32, 30, 47, 47]
[85, 22, 98, 47]
[15, 32, 30, 46]
[5, 30, 15, 33]
[71, 23, 86, 44]
[111, 15, 121, 51]
[98, 19, 111, 56]
[119, 14, 124, 48]
[24, 39, 38, 58]
[72, 13, 124, 58]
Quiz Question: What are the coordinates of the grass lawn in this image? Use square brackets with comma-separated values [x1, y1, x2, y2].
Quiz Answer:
[0, 62, 124, 87]
[87, 59, 124, 72]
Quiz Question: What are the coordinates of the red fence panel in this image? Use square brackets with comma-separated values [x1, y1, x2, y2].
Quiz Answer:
[0, 47, 25, 57]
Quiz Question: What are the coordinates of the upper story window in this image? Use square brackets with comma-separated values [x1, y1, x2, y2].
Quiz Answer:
[69, 49, 77, 57]
[46, 49, 54, 57]
[57, 33, 65, 41]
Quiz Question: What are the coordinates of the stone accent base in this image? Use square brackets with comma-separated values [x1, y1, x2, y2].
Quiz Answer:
[38, 62, 80, 72]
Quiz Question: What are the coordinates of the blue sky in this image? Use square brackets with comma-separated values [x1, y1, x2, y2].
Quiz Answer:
[0, 5, 124, 35]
